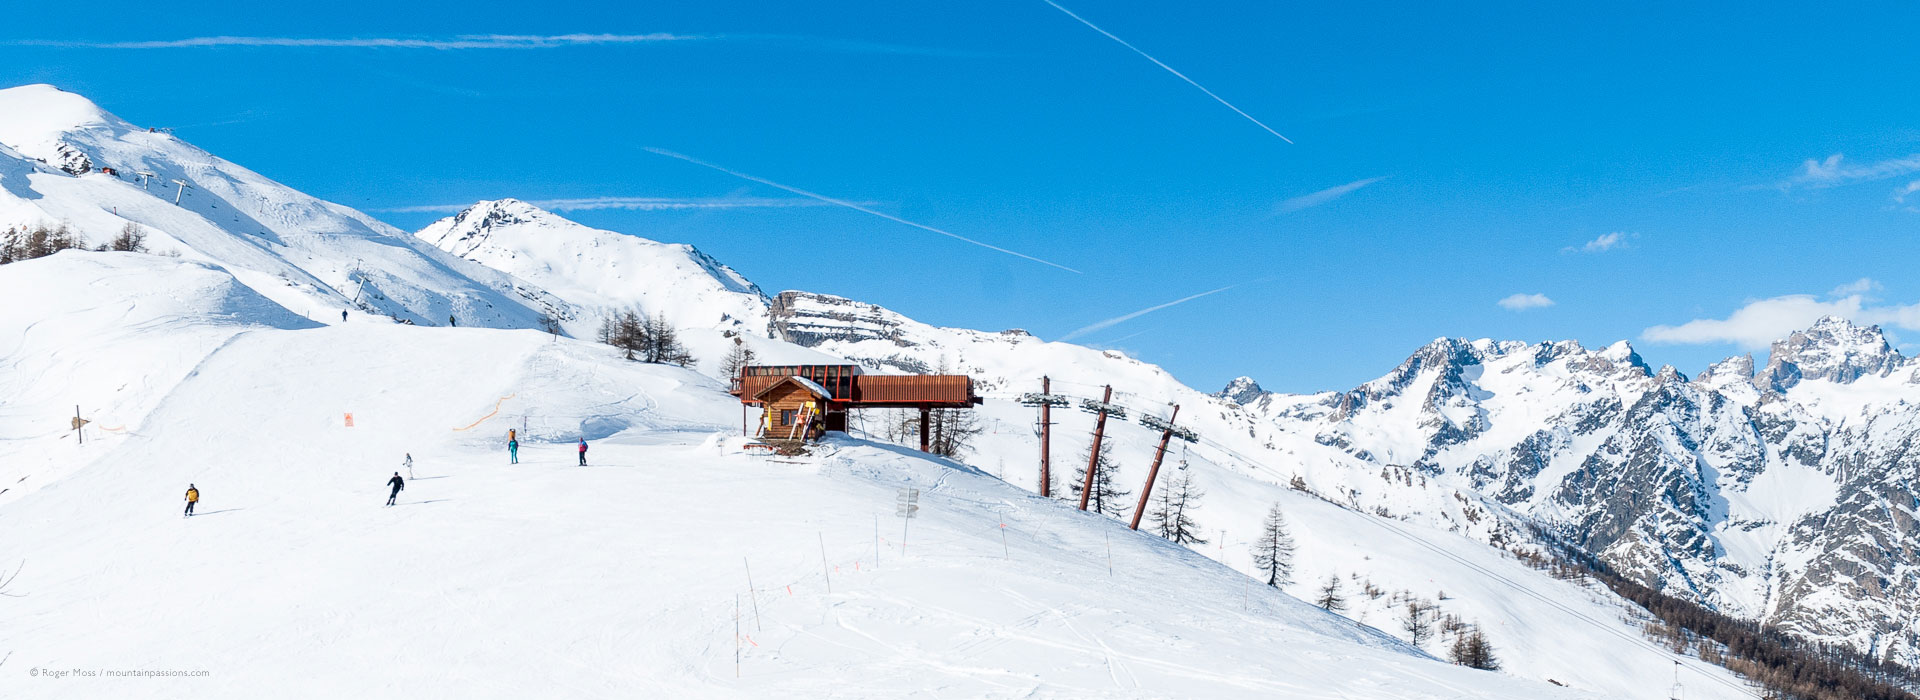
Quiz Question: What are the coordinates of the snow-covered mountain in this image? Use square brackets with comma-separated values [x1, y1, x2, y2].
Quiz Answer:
[1220, 316, 1920, 666]
[0, 84, 558, 328]
[415, 198, 769, 338]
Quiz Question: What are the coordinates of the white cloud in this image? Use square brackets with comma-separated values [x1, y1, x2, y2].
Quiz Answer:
[1563, 232, 1630, 254]
[1277, 176, 1386, 213]
[1642, 285, 1920, 349]
[1783, 152, 1920, 190]
[1828, 277, 1881, 298]
[1497, 293, 1554, 311]
[1644, 296, 1859, 348]
[1896, 179, 1920, 204]
[373, 196, 841, 214]
[5, 33, 706, 49]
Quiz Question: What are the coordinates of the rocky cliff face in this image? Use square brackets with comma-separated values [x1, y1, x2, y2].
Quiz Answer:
[1228, 316, 1920, 664]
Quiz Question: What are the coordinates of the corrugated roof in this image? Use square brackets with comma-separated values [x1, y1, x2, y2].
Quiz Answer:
[850, 375, 976, 405]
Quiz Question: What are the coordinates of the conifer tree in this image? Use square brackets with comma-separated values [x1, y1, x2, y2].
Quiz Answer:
[1450, 629, 1499, 670]
[601, 309, 647, 360]
[108, 222, 148, 253]
[719, 337, 757, 380]
[1070, 438, 1130, 518]
[1147, 465, 1208, 545]
[1402, 602, 1435, 647]
[1249, 502, 1295, 586]
[1315, 574, 1347, 612]
[641, 312, 693, 366]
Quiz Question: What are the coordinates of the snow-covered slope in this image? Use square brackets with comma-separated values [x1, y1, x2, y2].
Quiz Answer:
[0, 84, 558, 328]
[0, 255, 1591, 699]
[0, 251, 321, 506]
[415, 198, 768, 338]
[406, 207, 1764, 696]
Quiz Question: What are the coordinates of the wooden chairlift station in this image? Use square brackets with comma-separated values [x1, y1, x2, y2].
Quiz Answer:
[731, 364, 983, 451]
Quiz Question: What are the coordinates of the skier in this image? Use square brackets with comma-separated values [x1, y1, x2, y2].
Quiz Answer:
[403, 452, 414, 479]
[341, 310, 348, 323]
[183, 483, 199, 517]
[577, 438, 588, 466]
[448, 314, 457, 327]
[508, 437, 519, 464]
[386, 472, 404, 506]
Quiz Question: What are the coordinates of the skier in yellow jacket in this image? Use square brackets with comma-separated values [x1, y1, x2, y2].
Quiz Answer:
[184, 484, 199, 517]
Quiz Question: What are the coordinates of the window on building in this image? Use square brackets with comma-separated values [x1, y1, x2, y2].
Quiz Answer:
[780, 409, 797, 425]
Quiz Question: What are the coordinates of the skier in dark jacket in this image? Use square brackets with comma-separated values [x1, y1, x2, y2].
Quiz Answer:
[508, 438, 519, 464]
[386, 472, 404, 506]
[577, 438, 588, 466]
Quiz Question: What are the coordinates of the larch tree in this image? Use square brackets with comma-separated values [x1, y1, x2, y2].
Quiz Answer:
[1315, 574, 1347, 612]
[601, 309, 647, 360]
[719, 337, 757, 380]
[1249, 502, 1295, 587]
[1450, 629, 1499, 670]
[641, 312, 693, 366]
[1402, 601, 1435, 648]
[1070, 438, 1130, 518]
[107, 222, 148, 253]
[1146, 464, 1208, 545]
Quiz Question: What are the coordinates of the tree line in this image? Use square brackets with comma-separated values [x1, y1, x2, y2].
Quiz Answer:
[1527, 522, 1918, 700]
[597, 308, 694, 366]
[1, 221, 154, 264]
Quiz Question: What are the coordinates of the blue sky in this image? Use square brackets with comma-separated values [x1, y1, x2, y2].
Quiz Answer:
[6, 1, 1920, 393]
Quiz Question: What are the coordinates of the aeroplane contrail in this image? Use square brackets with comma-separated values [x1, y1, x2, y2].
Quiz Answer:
[1058, 284, 1237, 342]
[1041, 0, 1293, 145]
[643, 148, 1082, 274]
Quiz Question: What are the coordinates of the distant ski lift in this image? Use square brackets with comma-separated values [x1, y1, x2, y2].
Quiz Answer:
[1017, 392, 1070, 407]
[171, 179, 193, 205]
[135, 171, 158, 189]
[1078, 397, 1126, 419]
[1139, 413, 1198, 442]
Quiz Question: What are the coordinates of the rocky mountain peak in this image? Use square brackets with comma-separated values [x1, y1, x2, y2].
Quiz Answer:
[1214, 376, 1267, 405]
[439, 199, 548, 240]
[1695, 353, 1756, 390]
[1759, 316, 1905, 392]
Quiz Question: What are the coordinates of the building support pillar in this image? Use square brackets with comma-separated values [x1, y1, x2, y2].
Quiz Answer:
[919, 404, 931, 453]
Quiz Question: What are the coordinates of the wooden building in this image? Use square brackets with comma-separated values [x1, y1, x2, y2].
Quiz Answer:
[732, 364, 982, 450]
